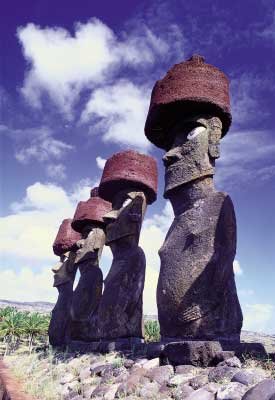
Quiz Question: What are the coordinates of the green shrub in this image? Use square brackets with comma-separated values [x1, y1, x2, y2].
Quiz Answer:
[144, 320, 160, 342]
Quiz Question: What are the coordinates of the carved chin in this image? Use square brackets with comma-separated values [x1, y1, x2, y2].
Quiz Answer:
[164, 162, 215, 198]
[106, 226, 137, 244]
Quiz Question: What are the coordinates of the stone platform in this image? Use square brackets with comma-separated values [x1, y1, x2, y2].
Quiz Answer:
[67, 338, 271, 367]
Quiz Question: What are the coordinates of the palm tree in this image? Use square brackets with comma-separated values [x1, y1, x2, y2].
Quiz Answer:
[0, 307, 16, 321]
[0, 310, 24, 355]
[21, 312, 49, 353]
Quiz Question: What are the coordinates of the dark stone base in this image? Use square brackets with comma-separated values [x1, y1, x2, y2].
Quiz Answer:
[161, 341, 226, 367]
[221, 340, 268, 359]
[66, 338, 270, 366]
[68, 337, 144, 354]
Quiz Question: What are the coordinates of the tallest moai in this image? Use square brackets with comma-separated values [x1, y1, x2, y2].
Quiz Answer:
[145, 55, 243, 342]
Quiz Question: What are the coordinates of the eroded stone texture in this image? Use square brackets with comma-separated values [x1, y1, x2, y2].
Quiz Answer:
[157, 179, 242, 340]
[163, 341, 223, 367]
[49, 218, 81, 346]
[145, 55, 242, 343]
[49, 251, 77, 347]
[70, 193, 112, 341]
[97, 151, 158, 340]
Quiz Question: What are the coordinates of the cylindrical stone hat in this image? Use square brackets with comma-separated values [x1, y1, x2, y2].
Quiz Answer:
[71, 196, 112, 233]
[53, 219, 82, 256]
[145, 54, 232, 150]
[98, 150, 158, 204]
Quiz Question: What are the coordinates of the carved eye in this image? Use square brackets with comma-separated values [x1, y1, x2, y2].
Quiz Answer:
[187, 126, 206, 140]
[122, 198, 132, 208]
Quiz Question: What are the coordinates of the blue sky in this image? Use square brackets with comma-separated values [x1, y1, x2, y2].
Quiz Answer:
[1, 0, 275, 333]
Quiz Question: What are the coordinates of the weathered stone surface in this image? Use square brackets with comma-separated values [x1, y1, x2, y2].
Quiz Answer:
[204, 382, 221, 393]
[241, 379, 275, 399]
[90, 363, 111, 377]
[232, 370, 266, 386]
[157, 180, 242, 341]
[163, 341, 223, 367]
[218, 357, 242, 369]
[209, 366, 240, 383]
[147, 342, 165, 359]
[116, 367, 147, 397]
[79, 366, 91, 381]
[168, 373, 194, 387]
[145, 365, 174, 385]
[142, 358, 159, 370]
[175, 365, 201, 375]
[137, 381, 160, 398]
[104, 384, 120, 400]
[92, 383, 120, 399]
[124, 359, 135, 369]
[145, 55, 232, 150]
[97, 245, 146, 339]
[49, 252, 77, 347]
[97, 196, 148, 339]
[146, 57, 242, 343]
[60, 373, 77, 385]
[189, 373, 209, 389]
[70, 200, 110, 341]
[216, 382, 247, 399]
[185, 388, 215, 399]
[171, 383, 194, 399]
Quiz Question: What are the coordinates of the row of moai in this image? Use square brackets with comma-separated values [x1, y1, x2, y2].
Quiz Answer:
[49, 55, 243, 356]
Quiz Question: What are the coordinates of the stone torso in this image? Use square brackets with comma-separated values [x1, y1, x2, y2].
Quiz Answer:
[157, 190, 242, 341]
[97, 246, 146, 340]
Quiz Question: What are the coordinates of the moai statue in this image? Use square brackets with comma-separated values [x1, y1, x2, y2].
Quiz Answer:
[49, 219, 81, 347]
[145, 55, 243, 342]
[97, 150, 158, 341]
[70, 189, 112, 340]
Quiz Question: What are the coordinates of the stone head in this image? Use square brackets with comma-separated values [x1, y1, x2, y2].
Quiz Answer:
[51, 251, 77, 286]
[71, 192, 112, 264]
[98, 150, 158, 245]
[103, 187, 147, 245]
[163, 115, 223, 197]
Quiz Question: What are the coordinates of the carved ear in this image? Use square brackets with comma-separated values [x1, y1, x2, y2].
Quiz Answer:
[208, 142, 220, 159]
[208, 117, 222, 159]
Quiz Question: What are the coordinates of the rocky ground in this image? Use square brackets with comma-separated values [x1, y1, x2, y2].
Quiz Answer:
[4, 347, 275, 400]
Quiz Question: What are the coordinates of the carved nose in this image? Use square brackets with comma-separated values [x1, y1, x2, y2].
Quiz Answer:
[162, 149, 181, 167]
[76, 239, 84, 248]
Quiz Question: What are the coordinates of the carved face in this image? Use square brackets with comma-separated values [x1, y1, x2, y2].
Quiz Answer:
[52, 251, 77, 286]
[74, 225, 106, 265]
[103, 188, 147, 245]
[163, 115, 222, 197]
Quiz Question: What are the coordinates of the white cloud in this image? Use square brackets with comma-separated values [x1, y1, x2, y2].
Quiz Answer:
[17, 19, 169, 117]
[1, 125, 73, 165]
[260, 12, 275, 41]
[239, 289, 255, 297]
[0, 181, 94, 263]
[140, 202, 174, 314]
[0, 267, 56, 303]
[216, 129, 275, 187]
[81, 80, 151, 150]
[231, 73, 270, 126]
[46, 163, 67, 181]
[233, 260, 243, 276]
[243, 303, 274, 332]
[96, 156, 106, 170]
